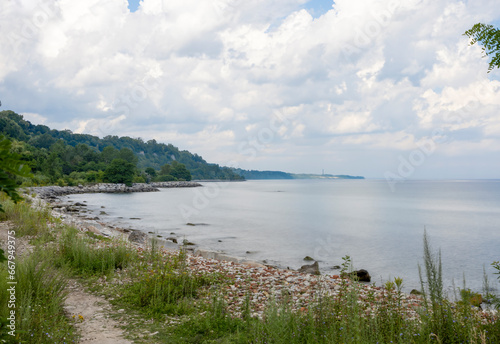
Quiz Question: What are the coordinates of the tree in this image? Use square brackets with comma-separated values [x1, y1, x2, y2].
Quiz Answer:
[0, 135, 32, 211]
[159, 163, 172, 176]
[118, 147, 138, 165]
[170, 161, 192, 181]
[145, 167, 157, 177]
[103, 158, 135, 186]
[464, 23, 500, 72]
[100, 146, 119, 164]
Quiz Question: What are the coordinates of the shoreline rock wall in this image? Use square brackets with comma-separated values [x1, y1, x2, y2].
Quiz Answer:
[26, 181, 202, 199]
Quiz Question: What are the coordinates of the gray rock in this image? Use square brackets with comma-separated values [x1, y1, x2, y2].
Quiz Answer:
[299, 261, 320, 275]
[166, 237, 178, 244]
[349, 269, 371, 282]
[128, 231, 148, 244]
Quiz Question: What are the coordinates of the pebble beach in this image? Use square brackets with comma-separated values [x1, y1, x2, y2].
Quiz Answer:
[26, 183, 497, 325]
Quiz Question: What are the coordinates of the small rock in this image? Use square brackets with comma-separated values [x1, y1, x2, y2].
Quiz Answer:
[128, 231, 148, 244]
[303, 256, 314, 261]
[166, 237, 178, 244]
[299, 261, 320, 275]
[410, 289, 423, 295]
[331, 265, 341, 270]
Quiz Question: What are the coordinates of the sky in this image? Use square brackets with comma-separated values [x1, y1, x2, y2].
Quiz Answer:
[1, 0, 500, 180]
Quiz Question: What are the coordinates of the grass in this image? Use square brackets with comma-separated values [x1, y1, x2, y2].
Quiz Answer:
[56, 225, 137, 276]
[0, 193, 53, 237]
[0, 249, 78, 343]
[0, 196, 499, 343]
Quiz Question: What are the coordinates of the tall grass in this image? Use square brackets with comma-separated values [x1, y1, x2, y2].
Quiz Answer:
[57, 225, 136, 276]
[120, 249, 220, 317]
[0, 193, 52, 237]
[0, 250, 77, 343]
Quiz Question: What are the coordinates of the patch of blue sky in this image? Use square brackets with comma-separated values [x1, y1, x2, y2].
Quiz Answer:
[301, 0, 334, 18]
[127, 0, 334, 17]
[265, 0, 334, 33]
[127, 0, 141, 12]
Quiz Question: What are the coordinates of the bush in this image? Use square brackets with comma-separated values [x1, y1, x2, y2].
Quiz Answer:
[103, 158, 135, 186]
[154, 174, 177, 182]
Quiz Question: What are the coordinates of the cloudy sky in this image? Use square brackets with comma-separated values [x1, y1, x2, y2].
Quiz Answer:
[1, 0, 499, 179]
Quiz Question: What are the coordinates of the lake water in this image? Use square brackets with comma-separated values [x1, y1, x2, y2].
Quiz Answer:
[65, 179, 500, 294]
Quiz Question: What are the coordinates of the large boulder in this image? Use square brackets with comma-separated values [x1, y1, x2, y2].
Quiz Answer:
[298, 261, 320, 275]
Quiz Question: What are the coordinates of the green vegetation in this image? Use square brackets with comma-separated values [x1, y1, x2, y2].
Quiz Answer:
[0, 197, 499, 343]
[57, 226, 136, 276]
[0, 196, 77, 343]
[0, 110, 243, 185]
[0, 135, 32, 212]
[464, 23, 500, 73]
[103, 158, 136, 186]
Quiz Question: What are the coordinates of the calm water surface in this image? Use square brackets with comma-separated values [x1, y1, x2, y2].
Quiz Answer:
[66, 179, 500, 293]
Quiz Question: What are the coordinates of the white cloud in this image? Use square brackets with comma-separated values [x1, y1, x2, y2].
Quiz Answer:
[1, 0, 500, 178]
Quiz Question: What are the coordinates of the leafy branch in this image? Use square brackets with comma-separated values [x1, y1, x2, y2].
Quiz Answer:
[464, 23, 500, 73]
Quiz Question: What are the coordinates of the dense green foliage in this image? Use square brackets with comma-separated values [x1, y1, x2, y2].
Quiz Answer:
[464, 23, 500, 73]
[0, 135, 32, 211]
[103, 158, 136, 186]
[0, 110, 243, 185]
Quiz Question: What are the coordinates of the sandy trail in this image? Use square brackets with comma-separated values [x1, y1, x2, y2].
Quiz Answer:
[63, 279, 132, 344]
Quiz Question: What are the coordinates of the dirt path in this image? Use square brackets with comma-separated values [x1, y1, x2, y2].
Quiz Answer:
[63, 280, 132, 344]
[0, 221, 132, 344]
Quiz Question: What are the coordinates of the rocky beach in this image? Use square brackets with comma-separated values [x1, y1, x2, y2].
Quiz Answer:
[23, 183, 433, 319]
[0, 182, 496, 343]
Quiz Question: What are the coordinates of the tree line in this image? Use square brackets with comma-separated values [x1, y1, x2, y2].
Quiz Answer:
[0, 110, 244, 187]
